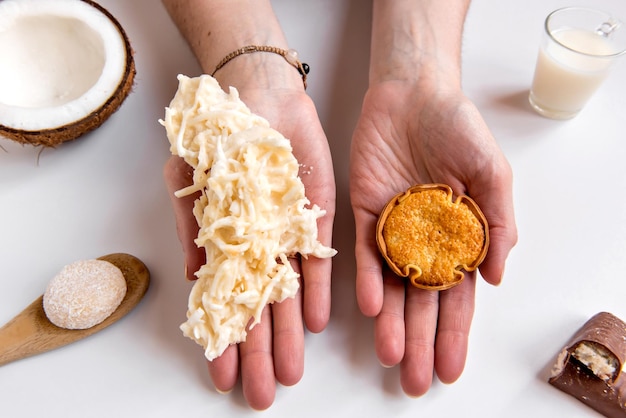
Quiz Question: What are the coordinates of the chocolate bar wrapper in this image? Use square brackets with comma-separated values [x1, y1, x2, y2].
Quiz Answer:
[549, 312, 626, 417]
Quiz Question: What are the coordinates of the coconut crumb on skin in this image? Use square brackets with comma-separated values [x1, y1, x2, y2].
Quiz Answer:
[299, 163, 314, 176]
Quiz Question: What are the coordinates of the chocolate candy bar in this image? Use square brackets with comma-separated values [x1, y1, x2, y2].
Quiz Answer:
[549, 312, 626, 417]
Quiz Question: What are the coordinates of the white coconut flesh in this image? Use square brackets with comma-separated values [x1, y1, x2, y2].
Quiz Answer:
[0, 0, 134, 146]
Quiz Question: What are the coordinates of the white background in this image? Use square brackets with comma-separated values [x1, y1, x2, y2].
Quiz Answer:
[1, 0, 626, 416]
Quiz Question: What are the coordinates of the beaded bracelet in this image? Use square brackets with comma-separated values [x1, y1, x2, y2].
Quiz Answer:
[211, 45, 310, 89]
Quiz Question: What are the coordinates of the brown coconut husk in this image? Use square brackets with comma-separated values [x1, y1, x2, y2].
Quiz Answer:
[0, 0, 136, 148]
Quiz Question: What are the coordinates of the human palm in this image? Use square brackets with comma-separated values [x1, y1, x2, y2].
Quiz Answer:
[349, 81, 517, 396]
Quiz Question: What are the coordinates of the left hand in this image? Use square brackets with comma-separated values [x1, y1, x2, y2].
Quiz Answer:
[163, 80, 336, 410]
[349, 79, 517, 396]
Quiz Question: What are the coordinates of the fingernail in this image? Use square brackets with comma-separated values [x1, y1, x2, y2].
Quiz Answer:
[497, 264, 506, 285]
[214, 386, 233, 395]
[184, 263, 196, 281]
[379, 360, 394, 369]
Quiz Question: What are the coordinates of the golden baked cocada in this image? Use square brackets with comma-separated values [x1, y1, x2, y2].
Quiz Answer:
[376, 184, 489, 290]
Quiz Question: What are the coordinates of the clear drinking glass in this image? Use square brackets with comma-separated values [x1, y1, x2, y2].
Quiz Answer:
[529, 7, 626, 119]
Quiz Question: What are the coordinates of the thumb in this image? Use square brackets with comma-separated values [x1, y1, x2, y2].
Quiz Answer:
[163, 157, 205, 280]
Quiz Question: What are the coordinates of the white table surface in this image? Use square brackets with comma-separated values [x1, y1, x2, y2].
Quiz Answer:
[2, 0, 626, 416]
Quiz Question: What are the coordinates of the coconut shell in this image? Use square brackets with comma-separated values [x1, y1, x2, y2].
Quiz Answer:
[0, 0, 136, 147]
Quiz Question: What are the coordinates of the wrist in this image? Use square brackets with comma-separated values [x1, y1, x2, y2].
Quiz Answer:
[369, 0, 468, 89]
[163, 0, 293, 78]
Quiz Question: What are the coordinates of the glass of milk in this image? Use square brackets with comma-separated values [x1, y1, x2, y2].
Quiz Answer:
[529, 7, 626, 119]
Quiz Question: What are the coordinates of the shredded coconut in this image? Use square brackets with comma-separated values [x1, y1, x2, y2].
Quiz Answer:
[161, 74, 336, 360]
[572, 341, 618, 381]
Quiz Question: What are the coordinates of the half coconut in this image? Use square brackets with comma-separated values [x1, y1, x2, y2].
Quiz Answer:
[0, 0, 135, 147]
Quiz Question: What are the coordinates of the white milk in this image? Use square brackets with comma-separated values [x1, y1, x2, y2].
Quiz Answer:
[529, 28, 617, 118]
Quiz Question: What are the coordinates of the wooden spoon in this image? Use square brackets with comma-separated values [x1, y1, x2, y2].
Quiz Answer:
[0, 253, 150, 366]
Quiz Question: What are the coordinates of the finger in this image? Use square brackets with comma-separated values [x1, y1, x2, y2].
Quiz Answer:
[296, 133, 335, 332]
[480, 222, 517, 286]
[469, 164, 517, 286]
[353, 210, 384, 317]
[433, 274, 476, 384]
[301, 255, 332, 333]
[374, 274, 406, 367]
[207, 344, 239, 394]
[163, 156, 205, 280]
[239, 306, 276, 410]
[272, 284, 304, 386]
[400, 285, 439, 397]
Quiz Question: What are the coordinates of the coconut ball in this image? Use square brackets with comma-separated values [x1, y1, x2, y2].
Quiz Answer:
[43, 259, 127, 329]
